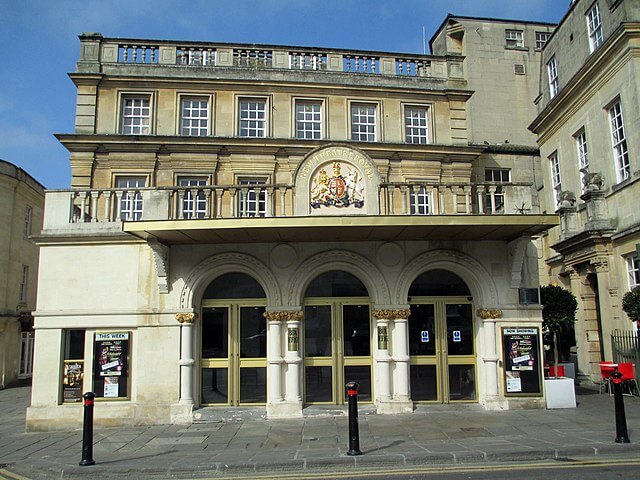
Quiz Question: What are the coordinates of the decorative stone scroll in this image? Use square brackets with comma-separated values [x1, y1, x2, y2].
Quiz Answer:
[476, 309, 503, 319]
[372, 309, 411, 320]
[175, 313, 198, 324]
[263, 310, 304, 322]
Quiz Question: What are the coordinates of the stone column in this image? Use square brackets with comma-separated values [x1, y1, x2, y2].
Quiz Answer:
[171, 312, 196, 423]
[266, 309, 303, 417]
[592, 257, 617, 361]
[266, 313, 283, 403]
[374, 308, 412, 414]
[476, 309, 502, 400]
[372, 313, 391, 402]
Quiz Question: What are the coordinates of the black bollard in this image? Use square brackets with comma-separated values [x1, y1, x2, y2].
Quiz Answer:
[611, 370, 630, 443]
[346, 381, 363, 456]
[79, 392, 96, 466]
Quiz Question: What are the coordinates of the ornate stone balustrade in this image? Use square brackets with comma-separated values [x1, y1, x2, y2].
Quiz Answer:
[78, 34, 458, 81]
[44, 181, 536, 227]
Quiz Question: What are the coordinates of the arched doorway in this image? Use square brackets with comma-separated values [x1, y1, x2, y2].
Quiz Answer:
[408, 269, 476, 403]
[200, 272, 267, 406]
[303, 270, 372, 405]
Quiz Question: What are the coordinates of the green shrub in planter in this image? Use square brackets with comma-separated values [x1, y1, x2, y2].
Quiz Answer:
[622, 286, 640, 323]
[540, 284, 578, 377]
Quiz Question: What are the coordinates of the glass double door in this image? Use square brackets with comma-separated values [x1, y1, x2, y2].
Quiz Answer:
[409, 299, 476, 403]
[200, 302, 267, 405]
[304, 301, 372, 404]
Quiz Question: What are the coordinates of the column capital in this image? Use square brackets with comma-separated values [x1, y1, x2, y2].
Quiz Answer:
[176, 312, 197, 324]
[476, 308, 502, 319]
[373, 308, 411, 320]
[264, 310, 304, 322]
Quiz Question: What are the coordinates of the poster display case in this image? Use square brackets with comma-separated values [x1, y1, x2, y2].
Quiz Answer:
[502, 327, 542, 396]
[93, 332, 130, 399]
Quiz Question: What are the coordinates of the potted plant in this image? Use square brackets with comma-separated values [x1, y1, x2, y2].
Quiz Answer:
[622, 285, 640, 327]
[540, 284, 578, 408]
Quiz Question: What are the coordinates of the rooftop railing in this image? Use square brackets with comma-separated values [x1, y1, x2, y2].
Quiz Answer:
[77, 34, 459, 81]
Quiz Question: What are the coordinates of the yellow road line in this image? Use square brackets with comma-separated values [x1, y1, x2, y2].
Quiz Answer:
[202, 457, 640, 480]
[0, 469, 31, 480]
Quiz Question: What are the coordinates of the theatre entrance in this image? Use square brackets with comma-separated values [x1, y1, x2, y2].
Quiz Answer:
[303, 271, 372, 405]
[200, 273, 267, 406]
[408, 270, 477, 403]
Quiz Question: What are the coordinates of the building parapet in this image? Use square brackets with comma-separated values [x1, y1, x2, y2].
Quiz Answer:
[76, 33, 463, 83]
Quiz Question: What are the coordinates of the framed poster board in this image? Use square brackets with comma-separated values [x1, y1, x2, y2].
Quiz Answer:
[93, 332, 130, 399]
[502, 327, 542, 396]
[62, 360, 84, 403]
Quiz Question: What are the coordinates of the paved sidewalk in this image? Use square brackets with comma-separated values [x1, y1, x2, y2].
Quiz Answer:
[1, 384, 640, 479]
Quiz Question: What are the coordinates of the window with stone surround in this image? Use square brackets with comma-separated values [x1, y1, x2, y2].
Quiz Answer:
[608, 100, 630, 183]
[535, 32, 551, 50]
[587, 2, 603, 53]
[485, 168, 510, 213]
[350, 103, 377, 142]
[404, 105, 429, 144]
[575, 129, 589, 189]
[410, 186, 432, 215]
[547, 55, 559, 99]
[238, 178, 267, 217]
[627, 255, 640, 289]
[238, 98, 268, 137]
[295, 100, 322, 140]
[180, 96, 209, 136]
[116, 176, 146, 221]
[178, 177, 208, 219]
[24, 205, 32, 239]
[549, 151, 562, 209]
[120, 95, 151, 135]
[505, 30, 524, 48]
[19, 265, 28, 304]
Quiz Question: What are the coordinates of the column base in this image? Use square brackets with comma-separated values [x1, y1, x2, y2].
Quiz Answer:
[376, 398, 413, 414]
[170, 403, 194, 424]
[267, 399, 303, 418]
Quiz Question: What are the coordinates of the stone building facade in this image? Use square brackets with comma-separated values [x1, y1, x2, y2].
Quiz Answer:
[530, 0, 640, 380]
[0, 159, 44, 389]
[28, 26, 559, 430]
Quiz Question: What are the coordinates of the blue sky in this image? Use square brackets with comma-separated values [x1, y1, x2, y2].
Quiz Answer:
[0, 0, 570, 189]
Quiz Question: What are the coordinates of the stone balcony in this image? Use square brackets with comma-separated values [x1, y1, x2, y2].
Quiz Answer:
[75, 33, 465, 89]
[39, 181, 558, 245]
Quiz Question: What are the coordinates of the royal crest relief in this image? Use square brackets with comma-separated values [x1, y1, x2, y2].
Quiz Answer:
[310, 161, 365, 209]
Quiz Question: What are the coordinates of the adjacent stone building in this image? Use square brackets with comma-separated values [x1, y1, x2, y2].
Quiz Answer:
[530, 0, 640, 381]
[28, 21, 560, 430]
[0, 159, 44, 389]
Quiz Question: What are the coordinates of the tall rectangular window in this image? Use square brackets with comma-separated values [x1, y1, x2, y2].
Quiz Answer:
[587, 2, 603, 52]
[24, 206, 32, 239]
[121, 96, 151, 135]
[627, 255, 640, 289]
[404, 106, 429, 144]
[549, 152, 562, 209]
[410, 186, 431, 215]
[116, 177, 146, 221]
[547, 55, 559, 99]
[295, 101, 322, 139]
[180, 97, 209, 136]
[351, 103, 377, 142]
[505, 30, 524, 48]
[238, 178, 267, 217]
[19, 265, 28, 304]
[609, 101, 630, 183]
[575, 130, 589, 188]
[178, 177, 207, 219]
[485, 168, 510, 213]
[239, 98, 267, 137]
[535, 32, 551, 50]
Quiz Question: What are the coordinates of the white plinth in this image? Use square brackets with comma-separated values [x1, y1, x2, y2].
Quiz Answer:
[544, 377, 576, 409]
